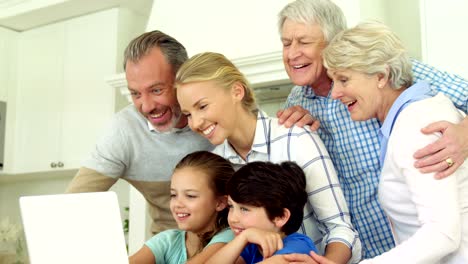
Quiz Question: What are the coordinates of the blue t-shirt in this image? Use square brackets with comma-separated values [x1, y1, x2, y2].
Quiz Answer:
[240, 233, 317, 264]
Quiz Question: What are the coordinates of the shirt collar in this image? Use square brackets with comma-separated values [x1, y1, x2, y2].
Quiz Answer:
[147, 120, 191, 134]
[378, 81, 432, 166]
[302, 85, 316, 98]
[380, 81, 432, 139]
[220, 110, 270, 159]
[301, 83, 334, 99]
[251, 110, 270, 154]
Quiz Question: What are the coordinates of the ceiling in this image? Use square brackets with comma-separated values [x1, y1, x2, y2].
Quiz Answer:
[0, 0, 153, 31]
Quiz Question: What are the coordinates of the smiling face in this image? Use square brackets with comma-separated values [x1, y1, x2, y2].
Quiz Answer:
[170, 166, 226, 234]
[177, 80, 244, 145]
[125, 48, 186, 132]
[329, 69, 385, 121]
[227, 197, 280, 236]
[281, 19, 328, 88]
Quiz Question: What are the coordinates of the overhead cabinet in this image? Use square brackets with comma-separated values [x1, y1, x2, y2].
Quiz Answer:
[3, 9, 120, 174]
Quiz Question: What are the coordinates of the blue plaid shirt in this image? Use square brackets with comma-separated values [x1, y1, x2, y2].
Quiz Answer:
[284, 60, 468, 259]
[213, 111, 362, 263]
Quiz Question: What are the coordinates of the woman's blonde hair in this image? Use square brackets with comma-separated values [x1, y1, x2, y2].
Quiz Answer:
[175, 52, 257, 115]
[323, 21, 413, 89]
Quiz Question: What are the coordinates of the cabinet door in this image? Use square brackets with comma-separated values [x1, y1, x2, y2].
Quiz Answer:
[0, 28, 11, 102]
[14, 23, 65, 173]
[0, 27, 18, 103]
[59, 9, 117, 169]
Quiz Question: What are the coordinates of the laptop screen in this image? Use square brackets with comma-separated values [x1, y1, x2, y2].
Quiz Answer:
[20, 191, 129, 264]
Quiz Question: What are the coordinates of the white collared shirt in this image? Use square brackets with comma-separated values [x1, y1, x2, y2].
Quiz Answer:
[213, 111, 361, 263]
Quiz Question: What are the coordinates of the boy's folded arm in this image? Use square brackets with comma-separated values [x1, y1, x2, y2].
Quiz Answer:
[186, 242, 228, 264]
[242, 228, 284, 258]
[206, 228, 284, 264]
[205, 232, 249, 264]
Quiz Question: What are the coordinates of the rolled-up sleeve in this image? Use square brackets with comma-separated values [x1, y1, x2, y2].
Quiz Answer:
[289, 126, 362, 263]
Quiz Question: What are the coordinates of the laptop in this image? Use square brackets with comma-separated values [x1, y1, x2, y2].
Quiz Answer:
[19, 191, 129, 264]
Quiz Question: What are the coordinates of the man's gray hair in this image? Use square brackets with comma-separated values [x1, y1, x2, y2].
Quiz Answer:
[278, 0, 347, 42]
[123, 30, 188, 75]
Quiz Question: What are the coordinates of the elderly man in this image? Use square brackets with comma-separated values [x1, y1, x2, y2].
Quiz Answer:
[276, 0, 468, 261]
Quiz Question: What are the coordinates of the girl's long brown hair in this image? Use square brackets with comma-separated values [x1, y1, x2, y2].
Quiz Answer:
[174, 151, 233, 250]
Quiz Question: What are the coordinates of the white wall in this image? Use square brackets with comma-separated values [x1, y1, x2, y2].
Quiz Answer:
[145, 0, 468, 80]
[384, 0, 422, 60]
[420, 0, 468, 78]
[116, 7, 149, 71]
[114, 7, 148, 112]
[146, 0, 285, 59]
[145, 0, 391, 60]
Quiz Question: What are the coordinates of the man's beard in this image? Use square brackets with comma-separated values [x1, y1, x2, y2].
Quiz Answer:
[152, 104, 183, 133]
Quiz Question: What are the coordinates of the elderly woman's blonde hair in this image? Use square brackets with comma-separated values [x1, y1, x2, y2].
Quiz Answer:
[175, 52, 257, 115]
[323, 21, 413, 89]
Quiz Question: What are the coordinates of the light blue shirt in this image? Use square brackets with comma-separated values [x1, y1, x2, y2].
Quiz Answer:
[145, 228, 234, 264]
[379, 81, 432, 165]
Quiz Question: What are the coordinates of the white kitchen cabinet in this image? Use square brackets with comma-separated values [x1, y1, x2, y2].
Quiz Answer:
[59, 10, 118, 170]
[0, 28, 9, 102]
[3, 9, 119, 174]
[0, 27, 17, 170]
[13, 23, 65, 173]
[0, 28, 17, 102]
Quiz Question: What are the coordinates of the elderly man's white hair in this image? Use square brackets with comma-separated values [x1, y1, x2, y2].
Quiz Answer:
[278, 0, 347, 42]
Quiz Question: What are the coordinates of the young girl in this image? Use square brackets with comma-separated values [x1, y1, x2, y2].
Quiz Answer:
[129, 151, 235, 264]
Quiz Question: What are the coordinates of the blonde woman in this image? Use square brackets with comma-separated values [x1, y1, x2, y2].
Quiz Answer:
[175, 52, 361, 264]
[289, 21, 467, 264]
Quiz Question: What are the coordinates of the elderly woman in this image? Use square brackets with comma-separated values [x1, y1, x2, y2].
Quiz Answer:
[301, 21, 467, 264]
[277, 1, 468, 259]
[175, 52, 361, 263]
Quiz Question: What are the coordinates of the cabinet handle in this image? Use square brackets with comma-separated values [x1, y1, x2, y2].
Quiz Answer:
[50, 162, 57, 168]
[58, 162, 64, 168]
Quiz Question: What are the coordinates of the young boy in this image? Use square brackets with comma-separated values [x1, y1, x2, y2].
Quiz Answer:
[206, 161, 318, 264]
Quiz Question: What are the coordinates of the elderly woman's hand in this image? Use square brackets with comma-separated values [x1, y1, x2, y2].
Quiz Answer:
[413, 116, 468, 179]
